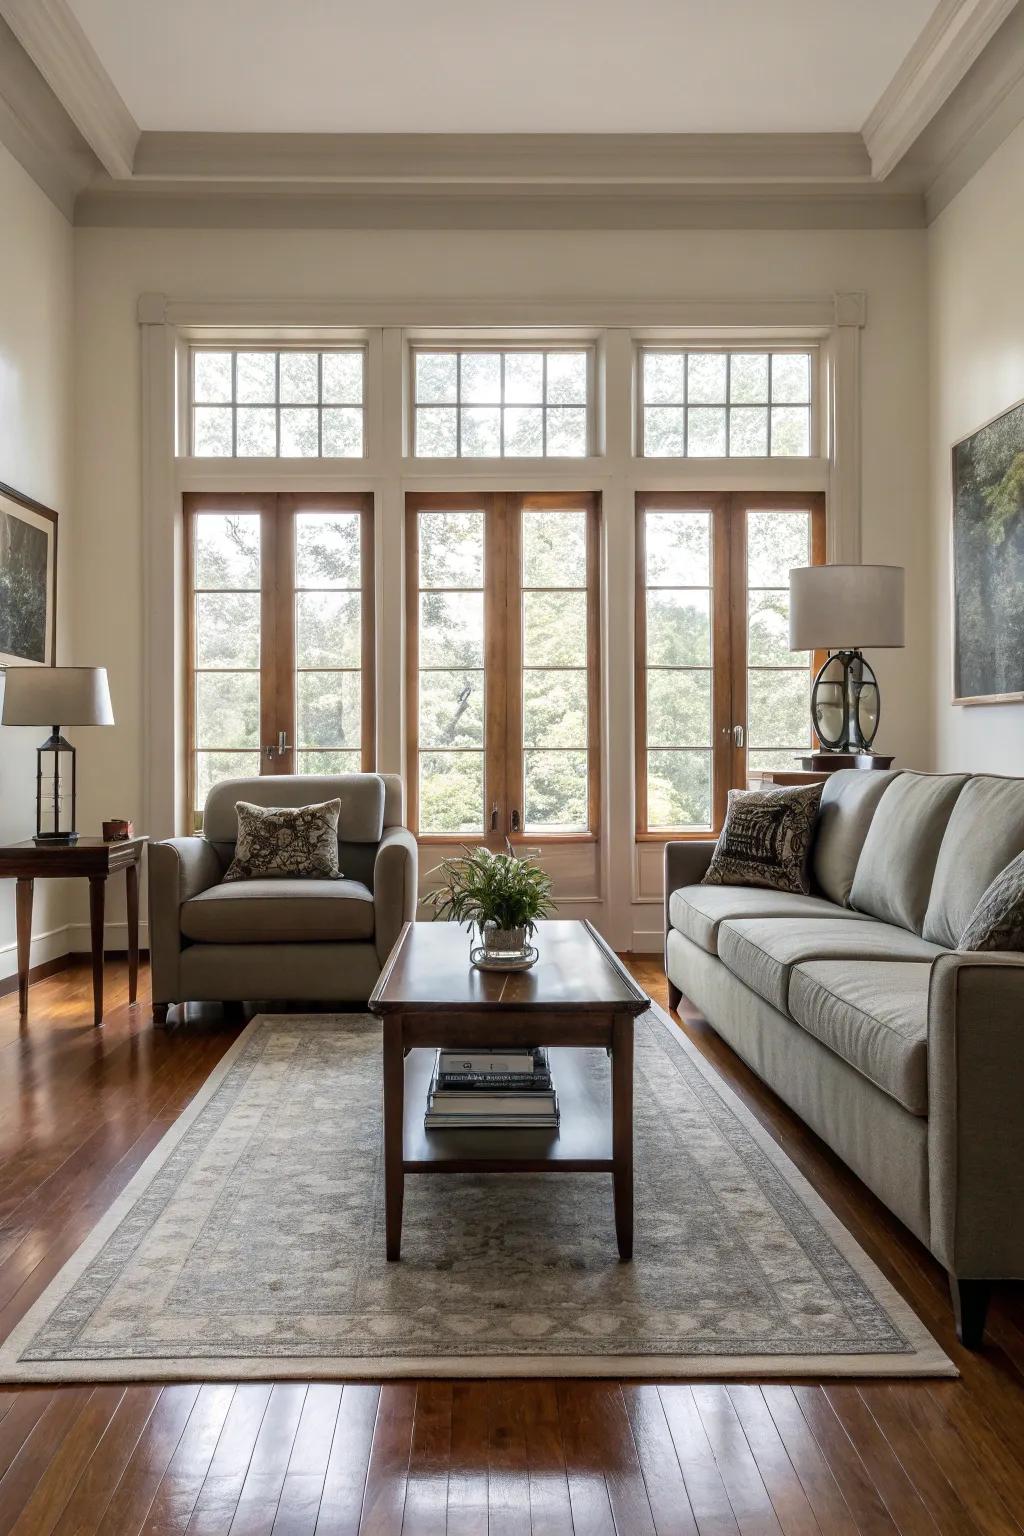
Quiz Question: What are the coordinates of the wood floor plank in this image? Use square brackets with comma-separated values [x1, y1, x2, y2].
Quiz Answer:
[520, 1381, 573, 1536]
[621, 1384, 699, 1536]
[758, 1388, 859, 1536]
[6, 1385, 127, 1536]
[140, 1384, 237, 1536]
[578, 1383, 656, 1536]
[269, 1475, 324, 1536]
[444, 1383, 489, 1536]
[821, 1386, 940, 1536]
[888, 1385, 1024, 1536]
[789, 1387, 898, 1536]
[0, 1391, 56, 1484]
[721, 1387, 821, 1536]
[353, 1382, 415, 1536]
[400, 1382, 451, 1536]
[658, 1385, 741, 1536]
[0, 1387, 96, 1536]
[94, 1386, 202, 1536]
[854, 1387, 982, 1536]
[182, 1383, 274, 1536]
[691, 1385, 784, 1536]
[228, 1384, 308, 1535]
[313, 1383, 380, 1535]
[488, 1381, 531, 1536]
[556, 1381, 617, 1536]
[48, 1385, 163, 1536]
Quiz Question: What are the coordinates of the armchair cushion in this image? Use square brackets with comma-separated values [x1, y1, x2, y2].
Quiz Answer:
[181, 877, 374, 944]
[223, 799, 343, 883]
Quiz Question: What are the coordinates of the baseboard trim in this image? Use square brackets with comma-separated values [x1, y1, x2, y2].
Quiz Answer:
[68, 949, 151, 962]
[0, 953, 75, 998]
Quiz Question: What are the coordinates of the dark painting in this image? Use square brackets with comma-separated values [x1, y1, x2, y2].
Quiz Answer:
[952, 398, 1024, 703]
[0, 489, 56, 666]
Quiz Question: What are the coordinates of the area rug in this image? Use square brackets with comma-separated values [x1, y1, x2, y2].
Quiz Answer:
[0, 1008, 954, 1381]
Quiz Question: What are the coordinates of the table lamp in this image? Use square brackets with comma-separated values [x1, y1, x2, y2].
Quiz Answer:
[789, 565, 904, 753]
[1, 667, 115, 842]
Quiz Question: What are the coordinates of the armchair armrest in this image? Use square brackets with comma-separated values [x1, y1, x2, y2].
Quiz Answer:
[927, 950, 1024, 1279]
[147, 837, 222, 1003]
[374, 826, 418, 966]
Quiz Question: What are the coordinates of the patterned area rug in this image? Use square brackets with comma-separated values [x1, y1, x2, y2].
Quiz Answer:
[0, 1008, 953, 1380]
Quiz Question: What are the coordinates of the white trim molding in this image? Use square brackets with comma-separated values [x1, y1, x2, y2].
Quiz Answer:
[826, 291, 866, 563]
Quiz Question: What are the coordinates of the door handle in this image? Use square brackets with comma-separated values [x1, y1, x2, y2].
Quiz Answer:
[732, 724, 745, 750]
[264, 732, 292, 759]
[490, 802, 499, 832]
[510, 808, 521, 833]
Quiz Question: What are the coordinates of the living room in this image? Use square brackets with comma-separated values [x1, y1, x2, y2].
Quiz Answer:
[0, 0, 1022, 1528]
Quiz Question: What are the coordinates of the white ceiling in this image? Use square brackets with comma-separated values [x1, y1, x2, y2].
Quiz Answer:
[67, 0, 938, 136]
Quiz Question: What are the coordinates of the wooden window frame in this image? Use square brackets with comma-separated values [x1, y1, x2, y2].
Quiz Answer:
[635, 345, 818, 460]
[406, 491, 601, 847]
[185, 491, 375, 829]
[635, 490, 825, 841]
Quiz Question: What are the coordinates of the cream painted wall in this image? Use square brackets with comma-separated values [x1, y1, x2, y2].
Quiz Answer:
[928, 117, 1024, 771]
[0, 142, 74, 980]
[72, 224, 930, 950]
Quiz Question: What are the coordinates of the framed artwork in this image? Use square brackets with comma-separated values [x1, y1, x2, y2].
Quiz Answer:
[951, 397, 1024, 705]
[0, 481, 58, 667]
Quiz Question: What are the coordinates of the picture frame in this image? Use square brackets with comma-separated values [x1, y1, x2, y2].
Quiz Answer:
[951, 396, 1024, 706]
[0, 480, 58, 668]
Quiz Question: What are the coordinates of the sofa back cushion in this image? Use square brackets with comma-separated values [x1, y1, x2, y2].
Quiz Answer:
[204, 773, 386, 853]
[849, 772, 969, 933]
[811, 769, 901, 907]
[922, 776, 1024, 947]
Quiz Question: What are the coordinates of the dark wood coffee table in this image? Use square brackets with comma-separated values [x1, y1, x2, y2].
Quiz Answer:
[367, 919, 650, 1261]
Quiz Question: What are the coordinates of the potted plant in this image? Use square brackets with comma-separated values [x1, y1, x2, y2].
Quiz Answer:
[425, 843, 555, 960]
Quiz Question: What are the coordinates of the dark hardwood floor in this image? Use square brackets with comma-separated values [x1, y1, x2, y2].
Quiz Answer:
[1, 955, 1023, 1533]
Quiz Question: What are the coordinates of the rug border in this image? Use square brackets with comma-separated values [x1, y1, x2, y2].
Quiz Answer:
[0, 1005, 957, 1382]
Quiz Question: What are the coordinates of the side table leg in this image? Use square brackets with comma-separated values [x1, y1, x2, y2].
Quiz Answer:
[125, 862, 140, 1005]
[611, 1011, 634, 1261]
[383, 1015, 405, 1260]
[15, 878, 33, 1018]
[89, 875, 106, 1026]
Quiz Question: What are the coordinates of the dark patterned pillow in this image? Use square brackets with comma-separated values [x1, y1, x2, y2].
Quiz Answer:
[222, 799, 344, 883]
[958, 850, 1024, 951]
[701, 782, 824, 894]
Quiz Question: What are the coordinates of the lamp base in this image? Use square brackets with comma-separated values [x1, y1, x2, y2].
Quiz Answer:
[33, 831, 78, 845]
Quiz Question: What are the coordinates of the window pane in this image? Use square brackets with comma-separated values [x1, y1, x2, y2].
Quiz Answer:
[460, 406, 500, 457]
[194, 513, 260, 589]
[746, 511, 810, 586]
[748, 668, 810, 748]
[236, 407, 276, 457]
[280, 407, 319, 457]
[416, 352, 458, 404]
[296, 591, 361, 669]
[647, 749, 712, 829]
[236, 352, 276, 404]
[419, 511, 484, 588]
[296, 749, 362, 774]
[643, 406, 685, 457]
[729, 353, 769, 403]
[420, 751, 484, 834]
[523, 670, 588, 748]
[524, 750, 588, 830]
[194, 351, 232, 403]
[523, 590, 586, 667]
[646, 670, 711, 748]
[295, 512, 361, 589]
[321, 352, 364, 404]
[747, 748, 803, 774]
[322, 408, 363, 457]
[545, 407, 587, 456]
[195, 671, 260, 749]
[645, 511, 710, 587]
[195, 591, 260, 669]
[419, 669, 485, 749]
[749, 589, 808, 667]
[504, 407, 544, 456]
[545, 352, 587, 405]
[296, 670, 361, 748]
[770, 406, 810, 457]
[646, 590, 711, 667]
[729, 407, 768, 457]
[687, 353, 727, 404]
[522, 510, 586, 588]
[643, 352, 685, 405]
[193, 407, 233, 457]
[687, 407, 726, 456]
[504, 352, 543, 403]
[420, 591, 484, 667]
[279, 352, 319, 405]
[196, 750, 260, 812]
[415, 407, 458, 457]
[772, 353, 810, 403]
[461, 352, 501, 403]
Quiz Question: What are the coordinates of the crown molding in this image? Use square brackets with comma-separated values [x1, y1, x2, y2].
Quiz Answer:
[0, 0, 137, 178]
[863, 0, 1018, 179]
[0, 15, 98, 217]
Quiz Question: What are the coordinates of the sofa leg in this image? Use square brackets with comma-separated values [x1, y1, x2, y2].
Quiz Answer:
[667, 980, 682, 1014]
[949, 1275, 991, 1348]
[152, 1002, 170, 1026]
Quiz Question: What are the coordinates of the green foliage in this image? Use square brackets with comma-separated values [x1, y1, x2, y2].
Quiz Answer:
[981, 451, 1024, 545]
[425, 844, 556, 938]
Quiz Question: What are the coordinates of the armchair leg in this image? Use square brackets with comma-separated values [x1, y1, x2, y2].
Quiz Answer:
[668, 980, 682, 1014]
[152, 1002, 170, 1026]
[949, 1275, 991, 1348]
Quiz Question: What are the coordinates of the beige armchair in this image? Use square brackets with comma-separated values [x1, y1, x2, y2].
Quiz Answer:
[148, 773, 416, 1020]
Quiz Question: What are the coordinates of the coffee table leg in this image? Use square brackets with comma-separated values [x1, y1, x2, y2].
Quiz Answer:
[611, 1011, 634, 1261]
[383, 1015, 405, 1260]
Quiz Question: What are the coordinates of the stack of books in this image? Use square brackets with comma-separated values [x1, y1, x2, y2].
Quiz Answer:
[424, 1046, 558, 1129]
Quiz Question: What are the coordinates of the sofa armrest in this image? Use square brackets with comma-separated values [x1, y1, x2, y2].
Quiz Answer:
[374, 826, 418, 966]
[147, 837, 222, 1003]
[928, 950, 1024, 1278]
[664, 837, 715, 930]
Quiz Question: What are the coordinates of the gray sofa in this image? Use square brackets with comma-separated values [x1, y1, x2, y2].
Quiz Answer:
[149, 773, 417, 1016]
[664, 769, 1024, 1346]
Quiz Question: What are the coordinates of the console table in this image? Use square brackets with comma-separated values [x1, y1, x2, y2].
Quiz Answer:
[0, 836, 147, 1025]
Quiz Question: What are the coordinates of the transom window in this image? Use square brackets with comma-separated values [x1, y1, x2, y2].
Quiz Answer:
[638, 348, 813, 458]
[191, 348, 365, 458]
[412, 348, 591, 458]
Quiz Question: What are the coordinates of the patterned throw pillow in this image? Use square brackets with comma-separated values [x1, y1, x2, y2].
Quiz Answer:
[222, 799, 344, 883]
[701, 782, 824, 894]
[958, 849, 1024, 951]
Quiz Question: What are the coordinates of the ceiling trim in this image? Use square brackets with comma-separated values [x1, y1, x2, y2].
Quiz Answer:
[0, 0, 138, 178]
[0, 15, 98, 217]
[862, 0, 1018, 178]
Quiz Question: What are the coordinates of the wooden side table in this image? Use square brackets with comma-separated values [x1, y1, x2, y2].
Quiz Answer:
[0, 836, 147, 1025]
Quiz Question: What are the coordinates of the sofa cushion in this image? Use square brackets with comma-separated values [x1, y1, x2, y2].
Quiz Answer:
[922, 776, 1024, 947]
[789, 961, 932, 1115]
[203, 774, 385, 846]
[181, 878, 375, 944]
[811, 769, 901, 906]
[849, 772, 969, 934]
[717, 915, 945, 1015]
[669, 885, 873, 957]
